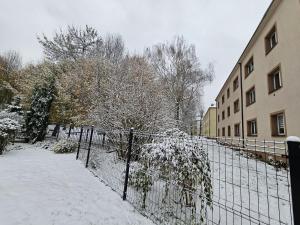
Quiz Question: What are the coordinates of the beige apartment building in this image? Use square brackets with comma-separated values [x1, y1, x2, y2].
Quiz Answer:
[216, 0, 300, 141]
[201, 107, 217, 138]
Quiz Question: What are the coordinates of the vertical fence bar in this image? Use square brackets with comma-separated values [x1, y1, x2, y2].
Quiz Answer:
[56, 124, 60, 141]
[85, 129, 89, 142]
[123, 128, 134, 201]
[68, 124, 72, 138]
[85, 126, 94, 168]
[102, 132, 106, 147]
[76, 126, 84, 160]
[287, 136, 300, 225]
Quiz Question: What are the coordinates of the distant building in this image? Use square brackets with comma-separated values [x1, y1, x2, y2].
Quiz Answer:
[215, 0, 300, 141]
[201, 107, 216, 138]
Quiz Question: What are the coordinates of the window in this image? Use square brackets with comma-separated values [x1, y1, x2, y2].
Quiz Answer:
[228, 126, 231, 137]
[227, 106, 230, 117]
[247, 119, 257, 136]
[265, 25, 278, 54]
[234, 123, 240, 137]
[218, 115, 220, 122]
[227, 88, 230, 99]
[246, 87, 256, 106]
[234, 99, 240, 113]
[222, 95, 225, 104]
[233, 77, 239, 91]
[245, 57, 254, 78]
[271, 112, 286, 136]
[268, 66, 282, 93]
[222, 111, 225, 120]
[222, 127, 225, 137]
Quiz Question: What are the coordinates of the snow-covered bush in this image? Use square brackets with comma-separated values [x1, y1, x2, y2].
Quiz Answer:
[26, 77, 55, 143]
[0, 118, 20, 154]
[52, 139, 77, 154]
[129, 128, 212, 224]
[0, 131, 8, 155]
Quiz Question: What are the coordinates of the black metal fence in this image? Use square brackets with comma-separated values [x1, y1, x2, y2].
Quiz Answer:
[50, 125, 297, 225]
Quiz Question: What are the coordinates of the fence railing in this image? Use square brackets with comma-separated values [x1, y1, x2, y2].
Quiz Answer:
[48, 125, 298, 225]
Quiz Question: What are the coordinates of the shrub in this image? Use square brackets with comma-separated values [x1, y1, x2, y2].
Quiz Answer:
[52, 139, 77, 154]
[0, 131, 8, 155]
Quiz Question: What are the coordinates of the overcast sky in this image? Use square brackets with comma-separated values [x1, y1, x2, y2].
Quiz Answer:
[0, 0, 271, 111]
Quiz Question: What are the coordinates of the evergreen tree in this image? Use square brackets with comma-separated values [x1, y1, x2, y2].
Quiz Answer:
[26, 77, 55, 143]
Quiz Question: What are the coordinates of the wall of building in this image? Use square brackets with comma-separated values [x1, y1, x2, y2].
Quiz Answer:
[216, 0, 300, 141]
[202, 107, 217, 138]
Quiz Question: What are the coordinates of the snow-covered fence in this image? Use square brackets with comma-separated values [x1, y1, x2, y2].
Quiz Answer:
[52, 125, 295, 225]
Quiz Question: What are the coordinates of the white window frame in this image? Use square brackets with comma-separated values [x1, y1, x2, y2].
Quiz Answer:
[277, 113, 285, 135]
[250, 120, 257, 136]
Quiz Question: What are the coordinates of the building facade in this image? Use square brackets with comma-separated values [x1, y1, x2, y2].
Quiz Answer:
[216, 0, 300, 141]
[201, 107, 217, 138]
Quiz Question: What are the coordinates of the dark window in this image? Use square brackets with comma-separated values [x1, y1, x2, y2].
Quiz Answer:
[247, 119, 257, 136]
[245, 57, 254, 78]
[265, 25, 278, 54]
[233, 77, 239, 91]
[227, 106, 230, 117]
[271, 112, 286, 136]
[222, 111, 225, 120]
[268, 67, 282, 93]
[228, 126, 231, 137]
[227, 88, 230, 99]
[218, 115, 220, 122]
[222, 95, 225, 104]
[234, 99, 240, 113]
[234, 123, 240, 137]
[246, 87, 256, 106]
[222, 127, 225, 137]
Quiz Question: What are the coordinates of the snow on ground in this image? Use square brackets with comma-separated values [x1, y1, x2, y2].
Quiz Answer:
[0, 144, 155, 225]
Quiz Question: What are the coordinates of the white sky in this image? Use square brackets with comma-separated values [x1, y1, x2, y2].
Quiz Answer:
[0, 0, 272, 111]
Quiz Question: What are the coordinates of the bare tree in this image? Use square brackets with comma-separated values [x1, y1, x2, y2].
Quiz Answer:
[0, 50, 22, 79]
[145, 36, 214, 131]
[38, 25, 103, 62]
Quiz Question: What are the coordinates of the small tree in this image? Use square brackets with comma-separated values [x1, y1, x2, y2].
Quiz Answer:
[129, 129, 212, 224]
[26, 77, 55, 143]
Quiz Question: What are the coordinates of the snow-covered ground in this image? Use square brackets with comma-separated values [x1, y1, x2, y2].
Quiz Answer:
[0, 144, 154, 225]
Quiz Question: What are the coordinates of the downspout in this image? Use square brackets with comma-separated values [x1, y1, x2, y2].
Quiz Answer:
[239, 63, 245, 146]
[215, 100, 218, 138]
[208, 109, 211, 137]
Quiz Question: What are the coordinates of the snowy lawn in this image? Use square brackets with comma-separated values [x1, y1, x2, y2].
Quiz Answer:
[0, 144, 155, 225]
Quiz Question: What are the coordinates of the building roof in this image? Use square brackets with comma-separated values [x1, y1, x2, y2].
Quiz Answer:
[215, 0, 282, 100]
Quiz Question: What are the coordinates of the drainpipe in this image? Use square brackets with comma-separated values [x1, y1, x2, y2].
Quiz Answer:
[239, 63, 245, 146]
[215, 100, 218, 138]
[208, 109, 210, 137]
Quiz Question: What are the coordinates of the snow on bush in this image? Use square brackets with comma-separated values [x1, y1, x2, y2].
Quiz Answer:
[0, 118, 20, 154]
[129, 128, 212, 224]
[52, 139, 77, 154]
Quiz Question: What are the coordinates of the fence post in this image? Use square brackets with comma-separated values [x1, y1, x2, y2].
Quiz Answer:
[102, 132, 106, 147]
[76, 126, 84, 160]
[68, 124, 72, 138]
[56, 124, 60, 141]
[287, 136, 300, 225]
[123, 128, 134, 201]
[85, 129, 89, 142]
[85, 126, 94, 168]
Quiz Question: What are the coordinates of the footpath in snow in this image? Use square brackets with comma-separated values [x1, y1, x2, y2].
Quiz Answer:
[0, 144, 154, 225]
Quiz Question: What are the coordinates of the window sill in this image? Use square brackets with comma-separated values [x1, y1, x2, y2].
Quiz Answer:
[245, 71, 253, 79]
[246, 102, 255, 107]
[272, 134, 286, 137]
[265, 44, 277, 56]
[268, 86, 282, 95]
